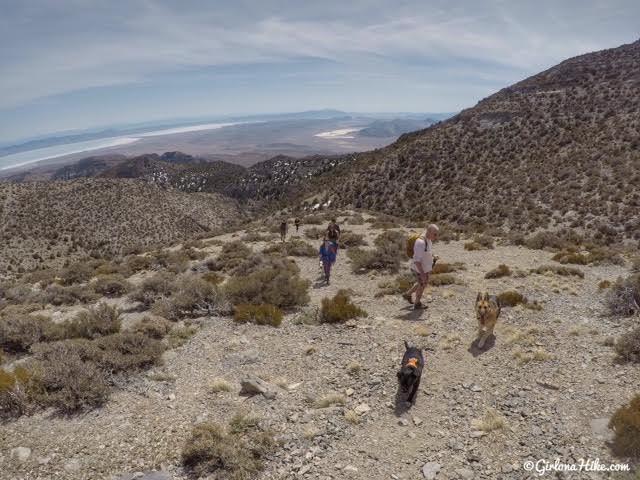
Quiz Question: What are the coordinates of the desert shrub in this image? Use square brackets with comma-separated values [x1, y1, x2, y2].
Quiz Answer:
[123, 254, 154, 273]
[181, 422, 276, 479]
[430, 273, 459, 286]
[432, 262, 465, 274]
[485, 264, 512, 279]
[0, 366, 39, 418]
[3, 284, 39, 305]
[524, 229, 583, 251]
[552, 251, 589, 265]
[90, 333, 165, 373]
[60, 303, 121, 340]
[464, 241, 482, 251]
[348, 230, 404, 273]
[368, 214, 401, 229]
[376, 273, 415, 297]
[304, 215, 324, 225]
[131, 316, 173, 339]
[614, 325, 640, 363]
[346, 213, 365, 225]
[241, 232, 273, 242]
[304, 226, 324, 240]
[167, 324, 199, 349]
[0, 315, 52, 353]
[225, 256, 309, 308]
[498, 290, 526, 307]
[58, 261, 94, 286]
[599, 280, 612, 289]
[465, 235, 494, 251]
[34, 345, 108, 413]
[233, 304, 283, 327]
[91, 274, 131, 297]
[152, 275, 227, 321]
[339, 231, 367, 248]
[609, 394, 640, 458]
[607, 274, 640, 316]
[202, 272, 224, 285]
[320, 290, 367, 323]
[207, 241, 253, 273]
[263, 239, 316, 257]
[23, 269, 58, 288]
[531, 265, 585, 278]
[41, 284, 99, 306]
[148, 250, 191, 273]
[129, 271, 176, 307]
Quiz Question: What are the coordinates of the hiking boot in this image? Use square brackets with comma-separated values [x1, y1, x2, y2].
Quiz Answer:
[413, 302, 427, 310]
[402, 293, 413, 304]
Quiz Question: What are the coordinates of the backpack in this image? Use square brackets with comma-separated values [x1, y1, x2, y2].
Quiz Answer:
[327, 224, 339, 241]
[406, 233, 426, 259]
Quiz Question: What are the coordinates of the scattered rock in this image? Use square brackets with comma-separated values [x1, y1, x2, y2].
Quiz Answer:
[412, 416, 423, 426]
[422, 462, 441, 479]
[343, 465, 359, 473]
[240, 376, 276, 398]
[455, 468, 474, 479]
[10, 447, 31, 462]
[536, 380, 560, 391]
[590, 418, 614, 441]
[354, 403, 371, 415]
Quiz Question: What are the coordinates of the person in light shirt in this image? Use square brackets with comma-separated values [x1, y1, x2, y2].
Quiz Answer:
[403, 224, 439, 310]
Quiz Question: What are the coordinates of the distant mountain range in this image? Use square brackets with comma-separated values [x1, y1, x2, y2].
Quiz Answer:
[357, 118, 437, 138]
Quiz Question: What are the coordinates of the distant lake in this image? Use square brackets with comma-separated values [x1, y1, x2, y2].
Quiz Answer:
[0, 122, 239, 171]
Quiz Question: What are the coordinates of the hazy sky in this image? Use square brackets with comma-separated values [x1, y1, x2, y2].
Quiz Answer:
[0, 0, 638, 144]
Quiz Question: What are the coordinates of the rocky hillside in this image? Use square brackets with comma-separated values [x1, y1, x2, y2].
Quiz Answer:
[1, 211, 639, 479]
[0, 179, 243, 276]
[323, 39, 640, 242]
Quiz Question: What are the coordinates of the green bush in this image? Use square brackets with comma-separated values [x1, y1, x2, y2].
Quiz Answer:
[131, 316, 173, 339]
[339, 231, 367, 248]
[430, 273, 459, 286]
[91, 332, 165, 372]
[233, 304, 283, 327]
[432, 262, 465, 274]
[207, 241, 253, 273]
[60, 303, 121, 340]
[615, 326, 640, 363]
[34, 345, 108, 414]
[129, 271, 176, 307]
[42, 284, 99, 306]
[376, 273, 414, 297]
[225, 256, 310, 308]
[181, 422, 276, 479]
[485, 264, 512, 279]
[263, 239, 316, 257]
[497, 290, 526, 307]
[58, 261, 94, 286]
[92, 274, 131, 297]
[609, 394, 640, 458]
[151, 275, 227, 321]
[0, 366, 39, 418]
[304, 226, 324, 240]
[320, 290, 367, 323]
[0, 315, 52, 353]
[607, 274, 640, 316]
[531, 265, 584, 278]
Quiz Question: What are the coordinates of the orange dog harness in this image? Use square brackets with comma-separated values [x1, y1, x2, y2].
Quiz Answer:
[406, 358, 419, 368]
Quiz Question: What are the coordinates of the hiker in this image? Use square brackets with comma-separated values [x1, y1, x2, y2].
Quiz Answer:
[327, 218, 340, 249]
[403, 224, 439, 310]
[280, 220, 288, 243]
[319, 236, 337, 284]
[294, 218, 300, 232]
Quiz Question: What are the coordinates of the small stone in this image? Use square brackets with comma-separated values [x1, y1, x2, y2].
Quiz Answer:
[346, 388, 355, 396]
[65, 459, 82, 472]
[398, 418, 410, 426]
[455, 468, 474, 480]
[469, 431, 487, 438]
[470, 385, 482, 392]
[240, 376, 275, 398]
[11, 447, 31, 462]
[536, 380, 560, 390]
[590, 418, 613, 441]
[299, 464, 311, 475]
[354, 404, 371, 415]
[167, 393, 175, 401]
[288, 382, 302, 391]
[422, 462, 441, 479]
[412, 416, 423, 426]
[344, 465, 358, 473]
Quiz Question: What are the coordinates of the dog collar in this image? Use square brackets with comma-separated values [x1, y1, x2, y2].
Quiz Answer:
[406, 358, 419, 368]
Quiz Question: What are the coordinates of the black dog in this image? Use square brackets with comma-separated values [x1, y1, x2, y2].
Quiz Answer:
[397, 340, 424, 404]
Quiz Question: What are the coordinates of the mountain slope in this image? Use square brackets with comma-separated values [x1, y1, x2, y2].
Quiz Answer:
[327, 39, 640, 242]
[0, 179, 243, 275]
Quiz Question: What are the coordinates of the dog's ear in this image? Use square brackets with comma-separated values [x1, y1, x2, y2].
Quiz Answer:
[404, 340, 411, 350]
[476, 292, 482, 302]
[397, 369, 402, 379]
[483, 292, 489, 301]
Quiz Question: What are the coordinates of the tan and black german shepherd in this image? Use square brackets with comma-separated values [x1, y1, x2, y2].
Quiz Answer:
[475, 292, 501, 348]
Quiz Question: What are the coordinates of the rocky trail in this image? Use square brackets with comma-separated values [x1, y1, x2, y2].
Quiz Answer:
[2, 215, 639, 480]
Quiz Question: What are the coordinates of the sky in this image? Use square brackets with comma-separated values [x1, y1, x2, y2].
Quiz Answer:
[0, 0, 638, 145]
